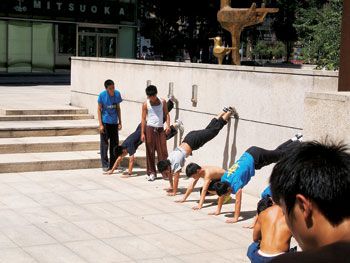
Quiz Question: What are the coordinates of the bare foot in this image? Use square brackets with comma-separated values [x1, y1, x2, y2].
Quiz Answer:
[243, 224, 255, 229]
[120, 174, 131, 178]
[163, 188, 173, 193]
[167, 192, 176, 196]
[208, 211, 220, 216]
[226, 218, 239, 224]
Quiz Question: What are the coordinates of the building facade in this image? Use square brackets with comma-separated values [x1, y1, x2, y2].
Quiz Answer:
[0, 0, 137, 73]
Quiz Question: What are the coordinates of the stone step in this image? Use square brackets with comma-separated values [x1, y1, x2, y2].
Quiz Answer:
[0, 150, 147, 173]
[0, 114, 94, 121]
[0, 108, 89, 116]
[0, 135, 100, 153]
[0, 120, 99, 138]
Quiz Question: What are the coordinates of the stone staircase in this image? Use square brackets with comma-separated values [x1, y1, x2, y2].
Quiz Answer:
[0, 108, 146, 173]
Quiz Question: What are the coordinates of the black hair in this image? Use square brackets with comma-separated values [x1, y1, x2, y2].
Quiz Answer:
[104, 79, 114, 88]
[185, 163, 201, 177]
[145, 85, 157, 96]
[257, 196, 273, 214]
[214, 181, 230, 196]
[157, 159, 171, 173]
[113, 145, 125, 157]
[270, 141, 350, 226]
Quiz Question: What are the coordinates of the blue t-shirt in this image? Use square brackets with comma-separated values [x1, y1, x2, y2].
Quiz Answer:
[261, 186, 272, 198]
[221, 152, 255, 194]
[97, 90, 122, 124]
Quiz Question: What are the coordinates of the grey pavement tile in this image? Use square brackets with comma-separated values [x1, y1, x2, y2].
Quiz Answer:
[0, 174, 31, 183]
[6, 181, 49, 195]
[38, 180, 80, 192]
[0, 183, 19, 196]
[49, 204, 99, 222]
[28, 192, 73, 207]
[142, 213, 200, 232]
[174, 229, 239, 251]
[62, 178, 105, 191]
[65, 240, 131, 263]
[0, 232, 18, 249]
[103, 236, 170, 260]
[19, 207, 66, 225]
[140, 233, 205, 256]
[82, 203, 131, 219]
[2, 225, 57, 247]
[214, 248, 251, 262]
[0, 248, 37, 263]
[113, 200, 163, 216]
[108, 216, 166, 236]
[179, 252, 232, 263]
[136, 258, 183, 263]
[58, 190, 101, 205]
[1, 194, 40, 209]
[73, 219, 132, 239]
[35, 221, 94, 243]
[0, 209, 31, 228]
[24, 244, 87, 263]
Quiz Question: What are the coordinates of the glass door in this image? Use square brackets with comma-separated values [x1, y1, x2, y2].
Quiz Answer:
[99, 35, 117, 58]
[78, 34, 97, 57]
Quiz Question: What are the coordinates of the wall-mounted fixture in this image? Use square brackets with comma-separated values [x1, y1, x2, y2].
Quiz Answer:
[191, 84, 198, 107]
[146, 80, 151, 87]
[168, 82, 174, 100]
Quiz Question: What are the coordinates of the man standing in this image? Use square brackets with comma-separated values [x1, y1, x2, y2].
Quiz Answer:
[141, 85, 170, 181]
[97, 79, 122, 172]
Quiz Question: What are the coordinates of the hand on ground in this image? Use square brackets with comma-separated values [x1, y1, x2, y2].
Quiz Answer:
[175, 199, 185, 203]
[226, 218, 239, 224]
[192, 206, 201, 210]
[167, 192, 176, 196]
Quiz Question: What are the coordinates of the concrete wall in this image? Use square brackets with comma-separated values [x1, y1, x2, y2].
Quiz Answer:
[70, 57, 339, 197]
[304, 92, 350, 145]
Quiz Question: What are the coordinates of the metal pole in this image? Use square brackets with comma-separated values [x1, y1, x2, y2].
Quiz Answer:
[338, 0, 350, 91]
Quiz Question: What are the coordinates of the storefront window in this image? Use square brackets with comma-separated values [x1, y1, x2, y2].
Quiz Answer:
[32, 22, 54, 72]
[58, 24, 76, 54]
[0, 21, 7, 72]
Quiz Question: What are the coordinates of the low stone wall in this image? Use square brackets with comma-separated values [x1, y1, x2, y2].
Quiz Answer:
[70, 57, 339, 197]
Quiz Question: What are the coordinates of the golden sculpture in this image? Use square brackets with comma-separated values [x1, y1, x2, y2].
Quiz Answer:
[217, 0, 279, 65]
[209, 36, 233, 65]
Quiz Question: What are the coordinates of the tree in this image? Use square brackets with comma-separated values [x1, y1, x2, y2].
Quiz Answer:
[294, 0, 342, 70]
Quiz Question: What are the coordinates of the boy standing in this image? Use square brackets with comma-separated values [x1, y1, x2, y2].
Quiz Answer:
[97, 79, 122, 171]
[141, 85, 170, 181]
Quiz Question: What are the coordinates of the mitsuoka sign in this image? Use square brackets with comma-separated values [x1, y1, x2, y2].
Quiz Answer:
[0, 0, 135, 24]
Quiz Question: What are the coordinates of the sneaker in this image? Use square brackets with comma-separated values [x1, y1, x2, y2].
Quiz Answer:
[102, 167, 109, 172]
[228, 106, 239, 119]
[145, 174, 150, 180]
[223, 106, 229, 113]
[175, 119, 184, 134]
[148, 174, 157, 181]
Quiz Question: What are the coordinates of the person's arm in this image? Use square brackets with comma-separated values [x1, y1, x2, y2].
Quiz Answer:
[176, 178, 199, 203]
[253, 216, 262, 242]
[97, 103, 104, 133]
[116, 104, 122, 130]
[162, 99, 170, 134]
[106, 155, 123, 174]
[141, 103, 147, 142]
[208, 195, 224, 216]
[168, 171, 180, 196]
[226, 188, 242, 223]
[193, 179, 211, 210]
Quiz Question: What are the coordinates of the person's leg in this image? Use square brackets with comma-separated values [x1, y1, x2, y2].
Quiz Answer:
[145, 126, 157, 176]
[100, 124, 109, 170]
[155, 130, 168, 179]
[247, 242, 260, 262]
[108, 124, 119, 170]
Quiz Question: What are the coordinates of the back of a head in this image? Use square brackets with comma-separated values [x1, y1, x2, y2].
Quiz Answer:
[104, 79, 114, 88]
[157, 159, 171, 173]
[214, 181, 230, 196]
[257, 196, 273, 214]
[270, 141, 350, 226]
[145, 85, 157, 96]
[185, 163, 201, 177]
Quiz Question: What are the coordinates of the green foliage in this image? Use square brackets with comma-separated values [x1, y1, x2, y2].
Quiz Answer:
[294, 0, 343, 70]
[252, 41, 286, 59]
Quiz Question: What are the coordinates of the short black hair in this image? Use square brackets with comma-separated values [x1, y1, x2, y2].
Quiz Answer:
[270, 141, 350, 226]
[257, 196, 273, 214]
[113, 145, 125, 157]
[214, 181, 230, 196]
[185, 163, 201, 177]
[146, 85, 157, 96]
[157, 159, 171, 173]
[104, 79, 114, 88]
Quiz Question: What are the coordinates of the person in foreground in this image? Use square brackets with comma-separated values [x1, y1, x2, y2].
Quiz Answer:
[157, 107, 238, 196]
[269, 141, 350, 263]
[209, 135, 302, 223]
[247, 197, 293, 262]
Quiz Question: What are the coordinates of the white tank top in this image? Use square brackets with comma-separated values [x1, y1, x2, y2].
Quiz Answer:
[147, 98, 164, 127]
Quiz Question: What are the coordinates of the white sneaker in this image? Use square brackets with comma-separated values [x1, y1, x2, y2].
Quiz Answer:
[175, 119, 184, 134]
[145, 174, 150, 180]
[148, 174, 156, 181]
